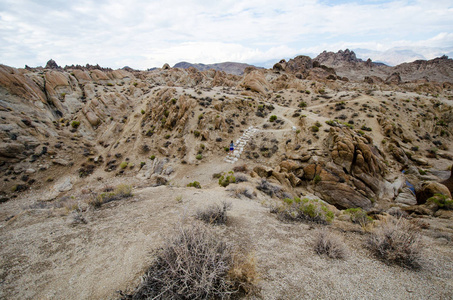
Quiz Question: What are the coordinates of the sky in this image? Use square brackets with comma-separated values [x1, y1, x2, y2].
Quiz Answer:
[1, 0, 452, 69]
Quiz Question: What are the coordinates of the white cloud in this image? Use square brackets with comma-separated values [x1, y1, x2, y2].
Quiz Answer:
[0, 0, 452, 69]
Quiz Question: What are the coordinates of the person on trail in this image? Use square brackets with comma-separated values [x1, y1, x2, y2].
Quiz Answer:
[229, 140, 234, 154]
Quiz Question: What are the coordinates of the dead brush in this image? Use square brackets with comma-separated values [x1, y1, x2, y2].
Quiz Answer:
[196, 201, 232, 225]
[228, 186, 255, 199]
[367, 216, 423, 269]
[122, 223, 258, 299]
[314, 230, 348, 259]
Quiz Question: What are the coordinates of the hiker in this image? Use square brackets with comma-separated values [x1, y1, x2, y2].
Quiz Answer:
[229, 140, 234, 154]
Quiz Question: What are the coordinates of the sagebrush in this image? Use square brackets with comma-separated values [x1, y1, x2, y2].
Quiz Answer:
[367, 217, 423, 269]
[196, 201, 232, 225]
[314, 230, 347, 259]
[123, 223, 257, 299]
[271, 197, 334, 224]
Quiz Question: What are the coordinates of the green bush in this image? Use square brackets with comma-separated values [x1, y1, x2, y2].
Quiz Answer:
[345, 208, 373, 225]
[272, 198, 334, 224]
[427, 194, 453, 210]
[194, 130, 201, 137]
[311, 126, 319, 132]
[71, 121, 80, 128]
[269, 115, 277, 122]
[298, 101, 307, 108]
[218, 171, 236, 187]
[361, 125, 372, 131]
[150, 155, 156, 160]
[119, 161, 128, 169]
[196, 154, 203, 160]
[187, 181, 201, 189]
[141, 109, 145, 114]
[313, 174, 322, 184]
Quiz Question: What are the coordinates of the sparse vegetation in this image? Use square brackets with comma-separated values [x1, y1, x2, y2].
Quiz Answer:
[196, 201, 232, 225]
[196, 154, 203, 160]
[271, 197, 335, 224]
[218, 171, 236, 187]
[345, 208, 373, 225]
[119, 161, 128, 169]
[269, 115, 277, 122]
[71, 120, 80, 128]
[194, 130, 201, 137]
[367, 217, 422, 269]
[427, 194, 453, 210]
[313, 174, 322, 184]
[257, 179, 284, 198]
[88, 184, 132, 208]
[187, 181, 201, 189]
[314, 230, 348, 259]
[125, 223, 257, 299]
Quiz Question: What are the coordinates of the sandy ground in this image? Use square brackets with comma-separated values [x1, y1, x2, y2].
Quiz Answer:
[1, 175, 453, 299]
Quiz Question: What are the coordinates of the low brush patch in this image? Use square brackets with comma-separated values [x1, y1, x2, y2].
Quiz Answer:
[271, 197, 334, 224]
[121, 223, 258, 299]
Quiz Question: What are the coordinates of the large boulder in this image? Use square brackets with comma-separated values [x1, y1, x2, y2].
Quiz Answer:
[239, 70, 270, 94]
[440, 167, 453, 196]
[416, 181, 452, 205]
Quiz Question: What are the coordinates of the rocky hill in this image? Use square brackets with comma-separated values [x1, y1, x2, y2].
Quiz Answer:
[173, 61, 260, 75]
[1, 54, 453, 299]
[314, 49, 453, 83]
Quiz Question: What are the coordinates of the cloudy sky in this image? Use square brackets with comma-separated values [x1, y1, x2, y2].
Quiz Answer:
[1, 0, 452, 69]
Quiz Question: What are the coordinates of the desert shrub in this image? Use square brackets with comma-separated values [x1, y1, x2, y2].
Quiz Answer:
[88, 184, 132, 208]
[196, 201, 232, 225]
[119, 161, 128, 169]
[219, 171, 236, 187]
[298, 101, 307, 108]
[325, 120, 336, 126]
[314, 230, 347, 259]
[196, 154, 203, 160]
[71, 120, 80, 128]
[229, 186, 255, 199]
[272, 197, 334, 224]
[194, 130, 201, 137]
[256, 179, 283, 198]
[233, 164, 248, 173]
[427, 194, 453, 210]
[311, 125, 319, 132]
[124, 223, 257, 299]
[187, 181, 201, 189]
[140, 109, 145, 114]
[345, 208, 373, 225]
[367, 217, 422, 268]
[361, 125, 372, 131]
[269, 115, 277, 122]
[235, 174, 248, 183]
[313, 174, 322, 184]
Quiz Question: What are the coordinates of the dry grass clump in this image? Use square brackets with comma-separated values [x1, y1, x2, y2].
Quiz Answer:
[314, 230, 348, 259]
[228, 186, 256, 199]
[233, 164, 248, 173]
[196, 201, 232, 225]
[123, 223, 257, 299]
[256, 179, 286, 198]
[88, 184, 132, 208]
[367, 217, 423, 269]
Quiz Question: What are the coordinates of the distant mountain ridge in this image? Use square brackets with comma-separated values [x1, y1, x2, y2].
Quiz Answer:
[313, 49, 453, 82]
[173, 61, 261, 76]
